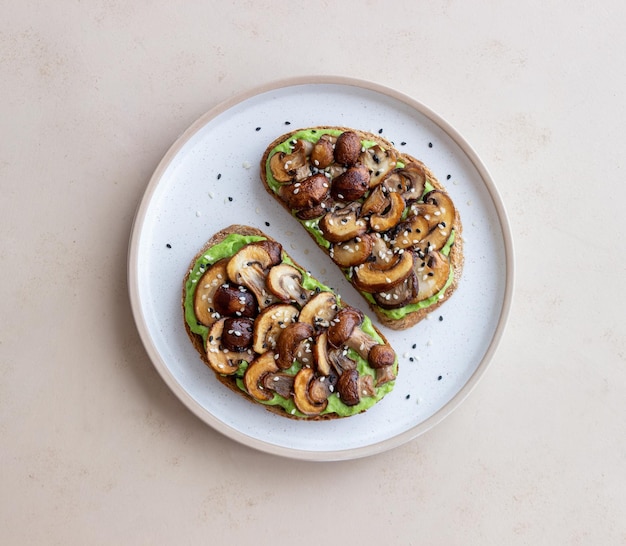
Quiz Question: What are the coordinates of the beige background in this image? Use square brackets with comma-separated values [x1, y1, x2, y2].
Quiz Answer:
[1, 1, 624, 544]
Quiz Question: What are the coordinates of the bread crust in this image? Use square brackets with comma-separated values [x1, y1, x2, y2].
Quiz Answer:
[182, 224, 394, 420]
[259, 127, 464, 330]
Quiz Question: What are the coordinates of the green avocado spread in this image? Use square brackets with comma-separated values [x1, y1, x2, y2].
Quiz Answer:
[184, 233, 397, 418]
[264, 128, 456, 320]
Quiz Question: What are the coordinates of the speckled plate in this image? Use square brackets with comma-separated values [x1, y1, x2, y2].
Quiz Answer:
[128, 76, 514, 461]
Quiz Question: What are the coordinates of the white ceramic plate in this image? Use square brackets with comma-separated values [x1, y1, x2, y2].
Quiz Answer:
[128, 76, 514, 461]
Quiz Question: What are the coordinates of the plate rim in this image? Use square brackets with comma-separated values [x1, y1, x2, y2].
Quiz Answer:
[127, 75, 515, 461]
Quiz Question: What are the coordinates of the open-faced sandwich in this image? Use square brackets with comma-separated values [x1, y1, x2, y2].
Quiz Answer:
[260, 127, 463, 330]
[183, 225, 398, 420]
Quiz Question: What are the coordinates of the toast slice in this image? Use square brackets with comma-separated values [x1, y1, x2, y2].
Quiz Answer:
[260, 126, 463, 330]
[182, 225, 398, 420]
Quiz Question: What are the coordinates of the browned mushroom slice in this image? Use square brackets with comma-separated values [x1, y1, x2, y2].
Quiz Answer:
[329, 233, 374, 268]
[330, 165, 370, 201]
[308, 376, 333, 404]
[295, 198, 332, 221]
[313, 331, 332, 375]
[205, 318, 251, 375]
[370, 191, 406, 233]
[275, 322, 315, 370]
[298, 291, 338, 330]
[415, 251, 450, 300]
[319, 203, 367, 243]
[353, 250, 414, 293]
[375, 364, 396, 386]
[383, 163, 426, 203]
[244, 351, 279, 401]
[361, 185, 387, 216]
[327, 307, 397, 371]
[358, 145, 399, 188]
[336, 368, 361, 406]
[392, 215, 430, 250]
[358, 374, 377, 398]
[416, 190, 456, 252]
[252, 303, 299, 354]
[310, 134, 336, 169]
[278, 173, 330, 212]
[262, 372, 295, 399]
[373, 272, 419, 309]
[293, 367, 327, 415]
[268, 140, 309, 183]
[266, 264, 311, 304]
[193, 259, 229, 327]
[226, 241, 282, 309]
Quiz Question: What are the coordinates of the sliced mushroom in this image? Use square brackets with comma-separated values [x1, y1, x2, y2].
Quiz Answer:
[327, 307, 379, 362]
[361, 185, 387, 216]
[262, 372, 295, 399]
[275, 322, 315, 370]
[278, 173, 330, 211]
[293, 367, 327, 415]
[205, 318, 251, 375]
[415, 251, 450, 301]
[392, 215, 430, 250]
[358, 145, 399, 188]
[352, 250, 414, 292]
[416, 190, 456, 252]
[212, 282, 258, 318]
[268, 141, 308, 183]
[226, 241, 282, 309]
[318, 203, 367, 243]
[308, 376, 333, 404]
[330, 165, 370, 201]
[336, 368, 361, 406]
[370, 191, 406, 233]
[310, 134, 335, 169]
[327, 345, 357, 374]
[383, 163, 426, 203]
[373, 271, 419, 309]
[313, 331, 332, 375]
[298, 291, 339, 330]
[329, 233, 374, 268]
[220, 317, 254, 352]
[295, 198, 332, 221]
[375, 364, 396, 386]
[243, 351, 279, 401]
[266, 264, 311, 304]
[252, 303, 299, 354]
[193, 259, 229, 327]
[358, 374, 377, 398]
[334, 131, 361, 166]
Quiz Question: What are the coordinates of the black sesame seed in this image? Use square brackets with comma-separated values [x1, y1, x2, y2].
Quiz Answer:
[217, 173, 222, 180]
[437, 375, 442, 381]
[209, 336, 213, 342]
[439, 315, 444, 321]
[378, 128, 383, 134]
[265, 221, 270, 226]
[228, 196, 233, 202]
[166, 243, 172, 249]
[285, 121, 291, 125]
[405, 394, 411, 400]
[255, 127, 261, 131]
[446, 174, 451, 180]
[409, 357, 414, 362]
[400, 141, 406, 146]
[428, 142, 433, 148]
[412, 343, 416, 349]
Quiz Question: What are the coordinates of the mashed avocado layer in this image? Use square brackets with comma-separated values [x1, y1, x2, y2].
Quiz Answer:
[265, 129, 456, 320]
[184, 233, 397, 418]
